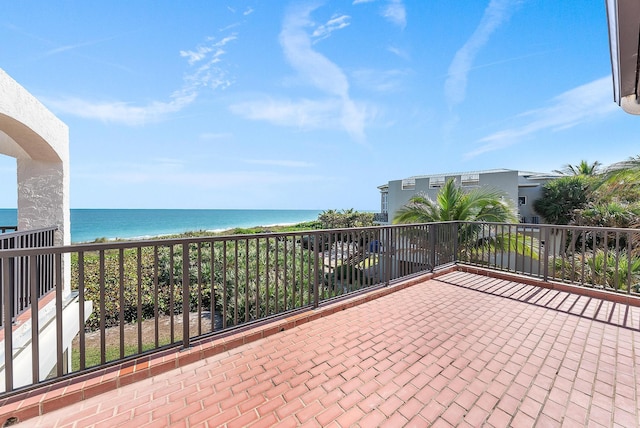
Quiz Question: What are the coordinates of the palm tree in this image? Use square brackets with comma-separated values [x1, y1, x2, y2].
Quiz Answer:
[392, 179, 531, 263]
[553, 160, 602, 176]
[392, 178, 517, 224]
[600, 155, 640, 203]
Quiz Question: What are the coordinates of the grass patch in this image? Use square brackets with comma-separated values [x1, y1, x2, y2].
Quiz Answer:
[72, 342, 164, 371]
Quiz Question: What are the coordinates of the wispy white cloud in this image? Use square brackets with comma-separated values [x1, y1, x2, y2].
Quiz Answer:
[42, 91, 197, 126]
[382, 0, 406, 29]
[199, 132, 233, 140]
[312, 14, 351, 42]
[465, 77, 617, 159]
[46, 34, 236, 125]
[179, 35, 236, 66]
[353, 0, 375, 4]
[352, 68, 408, 92]
[230, 97, 343, 130]
[445, 0, 522, 110]
[275, 3, 367, 141]
[244, 7, 254, 16]
[241, 159, 315, 168]
[387, 46, 409, 60]
[43, 35, 119, 57]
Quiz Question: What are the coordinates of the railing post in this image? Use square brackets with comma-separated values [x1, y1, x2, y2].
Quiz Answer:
[429, 224, 436, 272]
[453, 222, 459, 263]
[543, 226, 550, 282]
[385, 227, 392, 286]
[55, 253, 63, 377]
[313, 232, 319, 309]
[3, 256, 13, 393]
[182, 243, 190, 350]
[29, 255, 39, 384]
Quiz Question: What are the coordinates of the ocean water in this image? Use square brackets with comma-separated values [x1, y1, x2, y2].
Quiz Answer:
[0, 209, 323, 243]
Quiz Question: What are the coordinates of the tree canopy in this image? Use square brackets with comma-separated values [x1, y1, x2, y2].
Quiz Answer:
[553, 160, 602, 176]
[536, 155, 640, 227]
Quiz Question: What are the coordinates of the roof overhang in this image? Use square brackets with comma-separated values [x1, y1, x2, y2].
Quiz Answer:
[606, 0, 640, 114]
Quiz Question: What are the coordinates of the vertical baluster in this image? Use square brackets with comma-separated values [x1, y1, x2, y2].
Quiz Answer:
[55, 253, 63, 377]
[137, 247, 143, 354]
[256, 237, 260, 321]
[118, 248, 125, 359]
[182, 243, 190, 349]
[223, 241, 228, 329]
[99, 250, 106, 365]
[3, 256, 13, 392]
[153, 246, 159, 348]
[197, 243, 202, 336]
[78, 251, 86, 371]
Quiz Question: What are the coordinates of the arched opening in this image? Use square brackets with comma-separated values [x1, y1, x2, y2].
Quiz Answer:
[0, 69, 70, 248]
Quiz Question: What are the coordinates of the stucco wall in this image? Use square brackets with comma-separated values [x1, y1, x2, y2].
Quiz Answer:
[0, 68, 70, 247]
[386, 170, 521, 222]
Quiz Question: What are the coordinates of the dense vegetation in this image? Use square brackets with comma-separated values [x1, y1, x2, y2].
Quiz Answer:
[535, 157, 640, 291]
[535, 156, 640, 228]
[73, 209, 376, 331]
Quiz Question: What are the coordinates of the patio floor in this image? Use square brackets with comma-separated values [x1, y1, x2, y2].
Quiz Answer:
[11, 271, 640, 427]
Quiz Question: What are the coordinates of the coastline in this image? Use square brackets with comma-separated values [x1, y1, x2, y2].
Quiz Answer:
[76, 220, 318, 244]
[67, 209, 324, 243]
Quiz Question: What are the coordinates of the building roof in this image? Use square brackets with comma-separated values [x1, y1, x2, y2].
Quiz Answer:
[605, 0, 640, 114]
[377, 169, 558, 189]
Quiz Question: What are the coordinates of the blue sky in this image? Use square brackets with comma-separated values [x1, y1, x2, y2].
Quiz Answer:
[0, 0, 636, 210]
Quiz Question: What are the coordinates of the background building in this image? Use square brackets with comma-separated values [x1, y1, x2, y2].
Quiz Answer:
[375, 169, 559, 224]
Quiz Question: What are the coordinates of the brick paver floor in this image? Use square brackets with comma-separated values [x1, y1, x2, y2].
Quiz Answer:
[20, 271, 640, 427]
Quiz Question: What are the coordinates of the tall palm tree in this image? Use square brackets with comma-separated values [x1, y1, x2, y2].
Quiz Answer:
[392, 178, 517, 224]
[600, 155, 640, 201]
[553, 160, 602, 176]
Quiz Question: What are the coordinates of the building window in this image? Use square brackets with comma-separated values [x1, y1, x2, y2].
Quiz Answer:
[429, 176, 445, 189]
[461, 173, 479, 187]
[402, 178, 415, 190]
[518, 196, 526, 206]
[381, 193, 388, 213]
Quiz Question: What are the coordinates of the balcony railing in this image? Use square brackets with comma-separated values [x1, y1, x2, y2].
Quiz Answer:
[0, 221, 638, 396]
[373, 212, 388, 223]
[0, 227, 57, 326]
[519, 216, 540, 224]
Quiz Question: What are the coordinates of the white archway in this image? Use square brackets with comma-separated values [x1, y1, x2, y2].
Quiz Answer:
[0, 68, 70, 248]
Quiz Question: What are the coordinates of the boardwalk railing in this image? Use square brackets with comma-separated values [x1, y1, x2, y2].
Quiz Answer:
[1, 221, 638, 395]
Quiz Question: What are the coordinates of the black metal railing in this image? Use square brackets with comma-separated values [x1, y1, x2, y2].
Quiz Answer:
[373, 212, 388, 223]
[0, 223, 457, 394]
[0, 227, 57, 326]
[1, 221, 638, 395]
[519, 216, 540, 224]
[0, 227, 18, 234]
[456, 221, 640, 294]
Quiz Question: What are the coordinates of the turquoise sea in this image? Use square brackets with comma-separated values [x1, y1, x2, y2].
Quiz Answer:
[0, 209, 324, 243]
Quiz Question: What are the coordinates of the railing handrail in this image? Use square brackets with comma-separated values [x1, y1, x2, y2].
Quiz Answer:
[0, 226, 58, 241]
[461, 220, 640, 235]
[0, 223, 455, 256]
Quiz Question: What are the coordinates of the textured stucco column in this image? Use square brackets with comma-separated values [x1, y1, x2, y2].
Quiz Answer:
[16, 159, 70, 246]
[0, 68, 71, 293]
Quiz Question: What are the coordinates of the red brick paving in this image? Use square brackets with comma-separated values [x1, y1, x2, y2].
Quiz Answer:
[4, 270, 640, 427]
